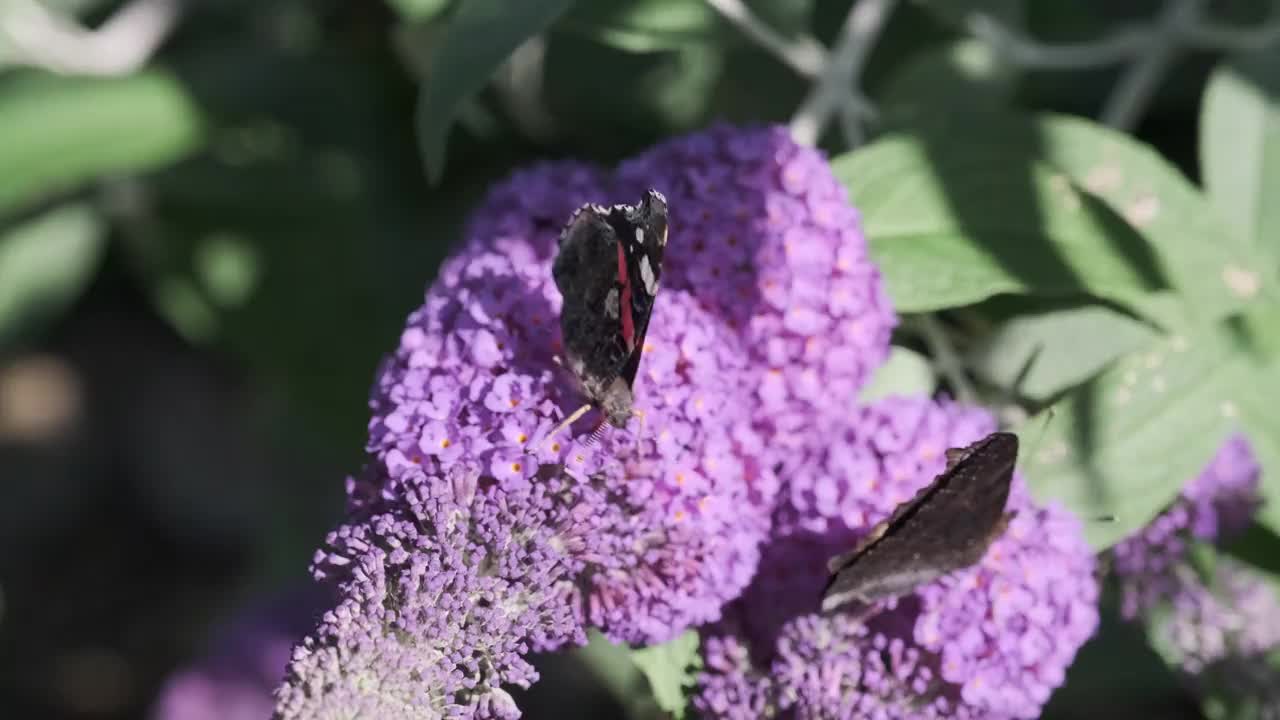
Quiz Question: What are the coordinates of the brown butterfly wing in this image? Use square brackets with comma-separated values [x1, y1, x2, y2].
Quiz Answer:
[823, 433, 992, 576]
[822, 432, 1018, 612]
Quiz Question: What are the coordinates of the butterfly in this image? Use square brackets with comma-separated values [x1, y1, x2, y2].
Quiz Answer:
[822, 431, 1019, 612]
[547, 189, 669, 441]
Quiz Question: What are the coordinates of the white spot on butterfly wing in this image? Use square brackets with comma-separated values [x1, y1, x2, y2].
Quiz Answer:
[639, 255, 658, 295]
[635, 227, 644, 245]
[604, 287, 620, 318]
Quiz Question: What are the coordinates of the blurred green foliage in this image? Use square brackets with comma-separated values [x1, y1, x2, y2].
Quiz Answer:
[0, 203, 105, 346]
[0, 71, 202, 213]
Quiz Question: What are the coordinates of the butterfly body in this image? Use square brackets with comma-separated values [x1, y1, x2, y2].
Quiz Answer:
[552, 190, 669, 429]
[822, 432, 1019, 612]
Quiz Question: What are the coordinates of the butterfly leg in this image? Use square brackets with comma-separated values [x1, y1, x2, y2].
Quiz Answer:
[819, 598, 883, 626]
[583, 421, 611, 447]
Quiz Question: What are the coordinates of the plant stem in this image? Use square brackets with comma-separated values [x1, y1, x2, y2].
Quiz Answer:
[0, 0, 180, 75]
[912, 314, 977, 404]
[965, 12, 1153, 69]
[789, 0, 896, 149]
[1100, 0, 1204, 132]
[704, 0, 828, 78]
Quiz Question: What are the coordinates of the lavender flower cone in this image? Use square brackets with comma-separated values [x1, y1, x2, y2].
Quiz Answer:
[274, 126, 897, 717]
[1111, 436, 1280, 710]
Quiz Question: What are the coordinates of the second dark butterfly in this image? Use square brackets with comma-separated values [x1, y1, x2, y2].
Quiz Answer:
[823, 431, 1019, 612]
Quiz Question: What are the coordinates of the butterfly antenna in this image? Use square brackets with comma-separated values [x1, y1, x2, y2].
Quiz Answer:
[544, 404, 592, 448]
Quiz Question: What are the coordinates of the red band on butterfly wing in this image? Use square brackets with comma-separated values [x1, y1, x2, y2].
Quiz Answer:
[616, 240, 635, 350]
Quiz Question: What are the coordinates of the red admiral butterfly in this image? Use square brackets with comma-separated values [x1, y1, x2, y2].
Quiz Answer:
[822, 432, 1018, 612]
[547, 189, 669, 442]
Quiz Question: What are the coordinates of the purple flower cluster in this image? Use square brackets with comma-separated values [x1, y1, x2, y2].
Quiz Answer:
[1111, 435, 1262, 619]
[1156, 558, 1280, 675]
[695, 397, 1100, 720]
[1164, 563, 1280, 714]
[277, 465, 591, 717]
[1110, 435, 1280, 703]
[274, 125, 898, 717]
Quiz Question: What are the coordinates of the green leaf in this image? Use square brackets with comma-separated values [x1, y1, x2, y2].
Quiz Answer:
[969, 304, 1159, 401]
[0, 202, 106, 347]
[1033, 113, 1263, 323]
[861, 112, 1265, 322]
[1230, 303, 1280, 534]
[0, 71, 203, 215]
[1015, 309, 1280, 549]
[561, 0, 721, 52]
[193, 233, 263, 310]
[834, 135, 1163, 313]
[388, 0, 453, 23]
[560, 0, 811, 53]
[1201, 50, 1280, 271]
[416, 0, 574, 182]
[1017, 327, 1233, 549]
[151, 273, 219, 343]
[578, 632, 646, 711]
[630, 630, 699, 719]
[860, 345, 937, 401]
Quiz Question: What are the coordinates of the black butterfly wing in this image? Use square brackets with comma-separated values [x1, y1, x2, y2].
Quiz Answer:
[822, 432, 1018, 611]
[612, 190, 668, 388]
[552, 190, 668, 425]
[554, 205, 630, 387]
